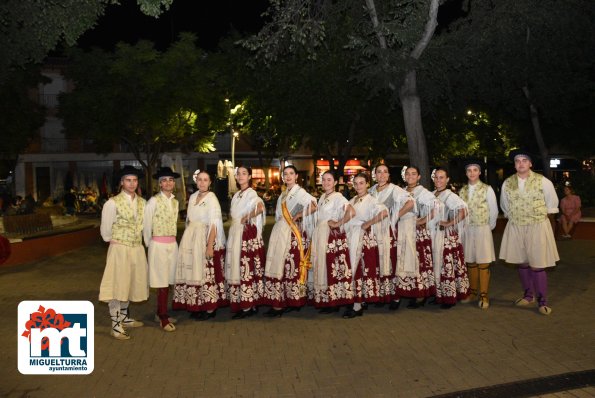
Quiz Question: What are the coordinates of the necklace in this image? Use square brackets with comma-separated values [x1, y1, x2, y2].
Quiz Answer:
[323, 191, 336, 204]
[406, 184, 419, 192]
[434, 188, 447, 197]
[238, 187, 249, 199]
[356, 192, 367, 203]
[195, 190, 209, 205]
[377, 183, 388, 191]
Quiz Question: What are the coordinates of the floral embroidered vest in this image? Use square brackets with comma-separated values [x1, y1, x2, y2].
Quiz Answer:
[459, 182, 489, 226]
[111, 192, 145, 246]
[504, 171, 547, 225]
[152, 193, 178, 237]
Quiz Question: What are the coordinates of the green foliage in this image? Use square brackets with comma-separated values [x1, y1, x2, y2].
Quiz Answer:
[236, 1, 409, 173]
[0, 0, 172, 82]
[428, 108, 519, 164]
[59, 33, 226, 191]
[441, 0, 595, 156]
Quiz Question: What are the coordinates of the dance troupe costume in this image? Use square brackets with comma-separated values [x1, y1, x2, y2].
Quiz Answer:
[311, 192, 354, 309]
[99, 166, 148, 340]
[225, 186, 266, 317]
[459, 165, 498, 309]
[143, 167, 180, 331]
[173, 190, 228, 316]
[263, 184, 316, 312]
[369, 182, 413, 307]
[403, 184, 437, 307]
[346, 194, 388, 309]
[499, 150, 559, 315]
[431, 188, 469, 306]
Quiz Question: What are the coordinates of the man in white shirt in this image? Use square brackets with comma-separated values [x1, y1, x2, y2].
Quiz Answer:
[459, 159, 498, 310]
[499, 149, 559, 315]
[99, 165, 148, 339]
[143, 167, 180, 332]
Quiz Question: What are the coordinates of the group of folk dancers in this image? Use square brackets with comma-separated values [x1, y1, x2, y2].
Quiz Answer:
[98, 148, 559, 340]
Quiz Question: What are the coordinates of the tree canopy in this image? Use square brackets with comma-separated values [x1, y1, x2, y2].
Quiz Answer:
[59, 33, 226, 193]
[242, 0, 463, 185]
[439, 0, 595, 173]
[0, 0, 173, 82]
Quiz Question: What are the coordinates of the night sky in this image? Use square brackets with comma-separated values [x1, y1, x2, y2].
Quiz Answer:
[77, 0, 270, 51]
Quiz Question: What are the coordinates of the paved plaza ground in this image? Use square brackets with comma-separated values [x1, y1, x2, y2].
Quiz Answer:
[0, 218, 594, 397]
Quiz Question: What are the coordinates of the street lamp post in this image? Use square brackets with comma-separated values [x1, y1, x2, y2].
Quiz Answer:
[225, 98, 241, 168]
[231, 129, 239, 168]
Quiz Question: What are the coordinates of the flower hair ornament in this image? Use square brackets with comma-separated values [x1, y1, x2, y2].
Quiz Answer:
[401, 166, 408, 183]
[371, 167, 377, 182]
[431, 168, 437, 181]
[233, 167, 239, 177]
[192, 169, 201, 184]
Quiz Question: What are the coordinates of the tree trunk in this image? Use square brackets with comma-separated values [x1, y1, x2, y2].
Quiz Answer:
[400, 69, 431, 187]
[364, 0, 439, 187]
[145, 162, 155, 198]
[522, 86, 551, 178]
[263, 166, 271, 190]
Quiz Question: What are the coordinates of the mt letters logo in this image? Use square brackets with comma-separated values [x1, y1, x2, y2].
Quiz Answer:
[18, 300, 94, 375]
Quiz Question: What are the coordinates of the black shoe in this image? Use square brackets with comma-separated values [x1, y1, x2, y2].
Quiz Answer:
[319, 307, 339, 314]
[361, 302, 369, 310]
[407, 298, 426, 310]
[342, 308, 364, 319]
[232, 309, 254, 320]
[189, 311, 205, 319]
[195, 310, 217, 321]
[374, 302, 385, 308]
[389, 300, 401, 311]
[427, 297, 438, 305]
[263, 308, 283, 317]
[283, 306, 301, 313]
[440, 303, 454, 310]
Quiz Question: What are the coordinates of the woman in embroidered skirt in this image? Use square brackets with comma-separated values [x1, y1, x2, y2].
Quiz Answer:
[402, 166, 438, 309]
[312, 170, 356, 314]
[225, 166, 266, 319]
[431, 167, 469, 309]
[263, 165, 317, 317]
[343, 172, 389, 318]
[369, 164, 414, 310]
[173, 170, 227, 320]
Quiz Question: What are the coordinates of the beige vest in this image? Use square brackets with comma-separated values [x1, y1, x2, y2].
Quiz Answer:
[460, 182, 489, 226]
[152, 193, 178, 237]
[111, 192, 145, 246]
[504, 171, 547, 225]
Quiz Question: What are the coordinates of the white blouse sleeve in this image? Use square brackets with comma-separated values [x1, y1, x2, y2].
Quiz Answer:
[487, 186, 499, 230]
[542, 177, 560, 214]
[143, 196, 157, 245]
[100, 199, 116, 242]
[500, 180, 510, 219]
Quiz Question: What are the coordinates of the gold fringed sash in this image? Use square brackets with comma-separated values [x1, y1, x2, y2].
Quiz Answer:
[282, 201, 311, 285]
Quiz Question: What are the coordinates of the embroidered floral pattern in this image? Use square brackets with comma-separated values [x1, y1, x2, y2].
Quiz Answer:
[173, 249, 228, 312]
[263, 232, 309, 308]
[435, 230, 468, 304]
[313, 230, 354, 307]
[395, 225, 436, 297]
[227, 224, 266, 312]
[352, 230, 382, 303]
